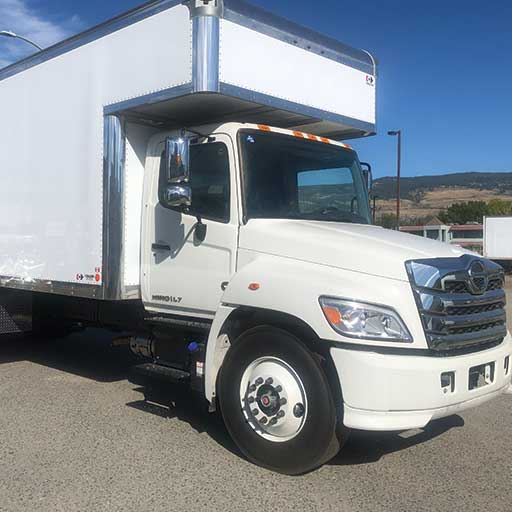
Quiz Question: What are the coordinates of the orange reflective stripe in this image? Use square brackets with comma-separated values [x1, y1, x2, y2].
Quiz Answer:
[320, 137, 330, 143]
[307, 134, 318, 141]
[257, 124, 271, 131]
[293, 131, 304, 138]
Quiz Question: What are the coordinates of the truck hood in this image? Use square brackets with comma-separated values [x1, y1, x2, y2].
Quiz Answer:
[239, 219, 468, 282]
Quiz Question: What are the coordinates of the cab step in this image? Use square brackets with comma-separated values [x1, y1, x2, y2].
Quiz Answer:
[129, 362, 190, 386]
[144, 315, 211, 332]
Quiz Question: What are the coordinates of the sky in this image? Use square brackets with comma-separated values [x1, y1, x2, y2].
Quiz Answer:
[1, 0, 511, 179]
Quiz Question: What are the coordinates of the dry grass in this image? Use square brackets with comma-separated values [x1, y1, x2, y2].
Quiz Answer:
[376, 187, 512, 220]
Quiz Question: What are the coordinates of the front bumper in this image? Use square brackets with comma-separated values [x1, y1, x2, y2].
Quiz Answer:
[331, 334, 512, 431]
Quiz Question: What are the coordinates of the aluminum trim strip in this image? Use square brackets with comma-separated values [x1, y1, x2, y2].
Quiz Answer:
[219, 82, 376, 135]
[187, 0, 224, 18]
[192, 16, 220, 92]
[102, 115, 126, 300]
[0, 0, 183, 82]
[103, 83, 194, 115]
[104, 81, 375, 136]
[0, 276, 101, 299]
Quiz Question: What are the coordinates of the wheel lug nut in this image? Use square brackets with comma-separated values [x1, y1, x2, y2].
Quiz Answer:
[275, 385, 282, 393]
[259, 417, 268, 425]
[265, 377, 273, 385]
[252, 409, 259, 416]
[279, 398, 287, 406]
[277, 410, 285, 419]
[293, 403, 305, 418]
[248, 396, 255, 404]
[255, 377, 263, 386]
[249, 384, 256, 392]
[269, 418, 278, 426]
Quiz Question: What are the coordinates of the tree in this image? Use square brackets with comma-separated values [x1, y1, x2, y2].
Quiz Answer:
[486, 199, 512, 216]
[376, 213, 397, 229]
[438, 201, 488, 224]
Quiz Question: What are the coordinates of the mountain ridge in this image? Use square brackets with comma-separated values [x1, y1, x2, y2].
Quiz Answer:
[371, 171, 512, 220]
[373, 171, 512, 201]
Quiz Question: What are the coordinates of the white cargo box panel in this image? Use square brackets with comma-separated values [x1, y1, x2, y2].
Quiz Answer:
[484, 217, 512, 259]
[120, 0, 377, 139]
[0, 1, 192, 299]
[0, 0, 377, 300]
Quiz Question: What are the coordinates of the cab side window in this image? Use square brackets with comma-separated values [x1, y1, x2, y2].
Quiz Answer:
[159, 142, 230, 223]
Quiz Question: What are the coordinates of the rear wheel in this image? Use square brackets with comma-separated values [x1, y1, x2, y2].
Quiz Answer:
[219, 326, 346, 474]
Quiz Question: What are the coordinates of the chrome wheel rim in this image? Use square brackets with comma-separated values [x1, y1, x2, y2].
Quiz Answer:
[240, 356, 307, 443]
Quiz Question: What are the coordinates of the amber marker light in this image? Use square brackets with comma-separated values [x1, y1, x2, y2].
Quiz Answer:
[321, 304, 342, 325]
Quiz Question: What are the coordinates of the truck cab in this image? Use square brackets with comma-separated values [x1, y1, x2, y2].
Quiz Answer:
[141, 123, 371, 318]
[137, 122, 512, 473]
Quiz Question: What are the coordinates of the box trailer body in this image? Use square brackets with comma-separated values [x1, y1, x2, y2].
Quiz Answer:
[0, 0, 510, 475]
[484, 216, 512, 262]
[0, 0, 375, 300]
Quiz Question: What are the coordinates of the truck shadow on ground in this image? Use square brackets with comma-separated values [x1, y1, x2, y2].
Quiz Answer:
[0, 330, 465, 468]
[0, 329, 138, 382]
[329, 415, 465, 466]
[126, 386, 243, 459]
[126, 380, 466, 468]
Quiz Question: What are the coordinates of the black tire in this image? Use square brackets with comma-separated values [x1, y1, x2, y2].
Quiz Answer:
[218, 326, 347, 475]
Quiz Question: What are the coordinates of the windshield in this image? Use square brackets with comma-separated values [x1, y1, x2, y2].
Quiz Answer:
[240, 130, 371, 224]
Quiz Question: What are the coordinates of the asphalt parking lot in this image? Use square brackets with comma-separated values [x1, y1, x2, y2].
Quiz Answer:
[0, 278, 511, 512]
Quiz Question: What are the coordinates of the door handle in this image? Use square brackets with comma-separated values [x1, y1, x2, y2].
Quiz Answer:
[152, 243, 171, 252]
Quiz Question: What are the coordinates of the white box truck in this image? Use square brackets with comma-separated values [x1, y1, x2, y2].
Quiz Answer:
[1, 0, 511, 474]
[484, 216, 512, 271]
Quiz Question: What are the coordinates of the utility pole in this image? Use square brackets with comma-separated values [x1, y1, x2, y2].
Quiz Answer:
[372, 195, 378, 224]
[387, 130, 402, 230]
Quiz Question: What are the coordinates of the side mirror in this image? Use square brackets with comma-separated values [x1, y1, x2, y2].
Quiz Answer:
[162, 184, 192, 209]
[360, 162, 373, 192]
[164, 135, 190, 184]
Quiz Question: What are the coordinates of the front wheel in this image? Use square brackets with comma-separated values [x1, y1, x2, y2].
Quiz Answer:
[218, 326, 347, 474]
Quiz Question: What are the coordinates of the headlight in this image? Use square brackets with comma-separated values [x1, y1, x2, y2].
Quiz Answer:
[319, 297, 412, 342]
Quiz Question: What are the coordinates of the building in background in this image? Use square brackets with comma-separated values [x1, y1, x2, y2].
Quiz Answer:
[400, 217, 483, 254]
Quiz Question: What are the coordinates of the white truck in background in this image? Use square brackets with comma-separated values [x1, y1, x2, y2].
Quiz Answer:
[0, 0, 510, 474]
[484, 216, 512, 272]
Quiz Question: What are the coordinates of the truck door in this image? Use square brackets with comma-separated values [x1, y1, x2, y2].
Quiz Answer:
[141, 134, 238, 319]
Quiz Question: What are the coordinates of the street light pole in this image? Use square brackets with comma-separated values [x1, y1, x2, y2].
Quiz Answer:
[372, 194, 378, 224]
[387, 130, 402, 230]
[0, 30, 43, 51]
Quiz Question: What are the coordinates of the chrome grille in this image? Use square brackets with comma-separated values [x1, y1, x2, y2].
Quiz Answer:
[447, 300, 504, 317]
[407, 255, 507, 352]
[444, 276, 504, 295]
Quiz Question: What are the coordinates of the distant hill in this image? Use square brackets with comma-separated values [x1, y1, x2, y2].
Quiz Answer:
[372, 172, 512, 220]
[373, 172, 512, 201]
